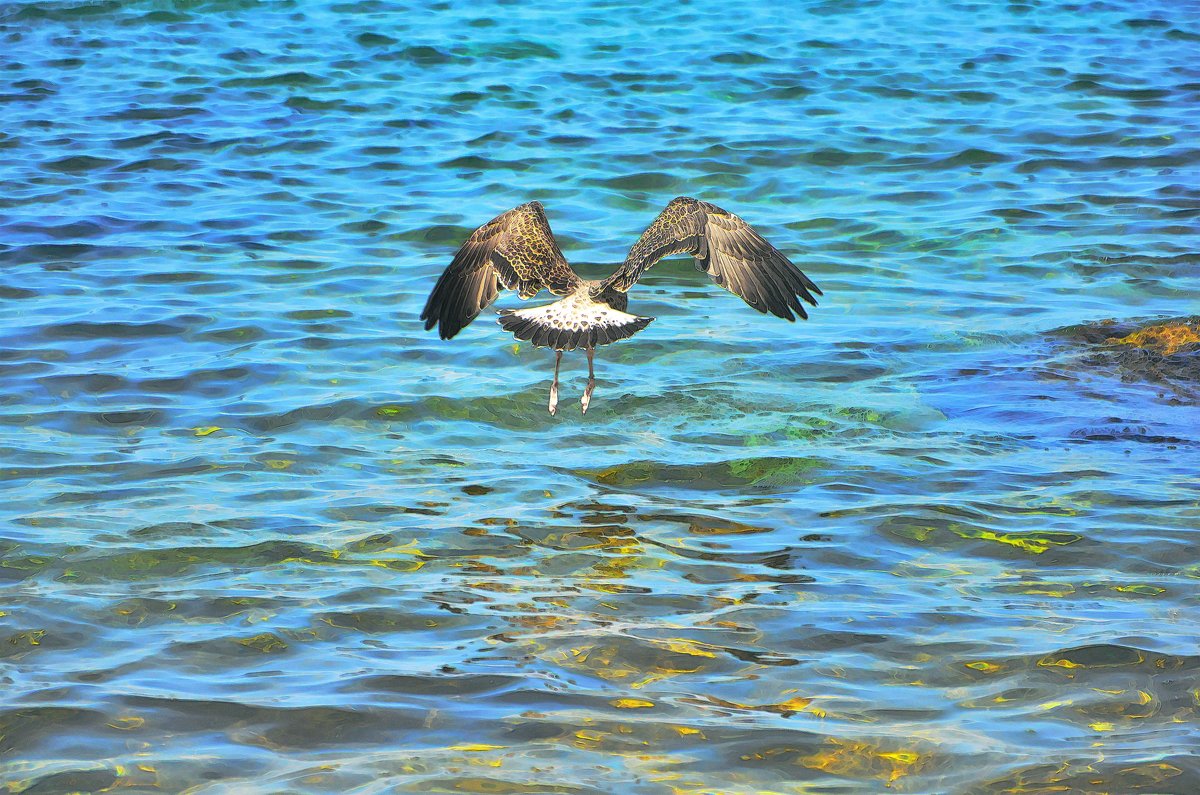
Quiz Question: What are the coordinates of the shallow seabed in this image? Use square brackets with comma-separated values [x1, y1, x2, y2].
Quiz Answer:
[2, 0, 1199, 792]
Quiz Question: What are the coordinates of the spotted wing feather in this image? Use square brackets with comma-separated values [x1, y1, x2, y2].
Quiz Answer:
[421, 201, 580, 339]
[601, 197, 822, 321]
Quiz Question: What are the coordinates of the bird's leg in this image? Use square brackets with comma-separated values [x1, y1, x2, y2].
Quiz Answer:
[581, 347, 596, 414]
[548, 350, 562, 415]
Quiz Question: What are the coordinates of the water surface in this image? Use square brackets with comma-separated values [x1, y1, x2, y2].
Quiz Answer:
[2, 0, 1199, 792]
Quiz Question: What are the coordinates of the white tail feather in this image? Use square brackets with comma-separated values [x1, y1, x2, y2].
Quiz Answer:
[498, 294, 652, 351]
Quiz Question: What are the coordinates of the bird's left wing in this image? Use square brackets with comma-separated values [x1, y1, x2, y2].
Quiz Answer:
[421, 201, 580, 340]
[600, 197, 822, 320]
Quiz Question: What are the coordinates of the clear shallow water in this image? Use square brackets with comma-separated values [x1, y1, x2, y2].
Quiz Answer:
[2, 0, 1199, 791]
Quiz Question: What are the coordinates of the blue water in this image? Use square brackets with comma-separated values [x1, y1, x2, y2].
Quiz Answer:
[2, 0, 1199, 792]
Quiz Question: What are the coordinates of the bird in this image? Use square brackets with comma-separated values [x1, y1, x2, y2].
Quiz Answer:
[420, 196, 822, 415]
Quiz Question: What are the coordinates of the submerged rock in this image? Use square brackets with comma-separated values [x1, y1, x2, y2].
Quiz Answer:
[1105, 317, 1200, 356]
[1054, 316, 1199, 350]
[1051, 316, 1200, 399]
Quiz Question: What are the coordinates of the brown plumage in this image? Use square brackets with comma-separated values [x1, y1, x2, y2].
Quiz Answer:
[602, 197, 822, 320]
[420, 202, 579, 340]
[420, 197, 822, 414]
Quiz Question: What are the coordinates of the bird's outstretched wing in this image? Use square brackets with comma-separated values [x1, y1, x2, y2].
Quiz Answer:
[600, 197, 822, 320]
[421, 201, 580, 339]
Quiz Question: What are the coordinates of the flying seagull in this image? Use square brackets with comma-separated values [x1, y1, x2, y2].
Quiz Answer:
[420, 196, 822, 414]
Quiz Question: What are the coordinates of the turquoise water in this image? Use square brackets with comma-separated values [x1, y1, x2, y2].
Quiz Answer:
[2, 0, 1199, 791]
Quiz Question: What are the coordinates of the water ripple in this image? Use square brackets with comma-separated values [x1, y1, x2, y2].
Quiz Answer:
[1, 0, 1198, 791]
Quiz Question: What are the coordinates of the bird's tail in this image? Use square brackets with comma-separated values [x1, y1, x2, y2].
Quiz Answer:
[498, 299, 653, 351]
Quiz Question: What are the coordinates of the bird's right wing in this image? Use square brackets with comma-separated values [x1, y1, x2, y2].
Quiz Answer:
[601, 197, 821, 321]
[421, 201, 581, 340]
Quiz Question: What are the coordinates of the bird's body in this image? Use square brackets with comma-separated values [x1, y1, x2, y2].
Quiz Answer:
[420, 197, 822, 414]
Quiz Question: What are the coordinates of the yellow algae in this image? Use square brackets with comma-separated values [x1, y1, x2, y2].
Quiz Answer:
[1017, 581, 1076, 597]
[891, 560, 973, 579]
[193, 426, 221, 436]
[507, 614, 571, 631]
[593, 463, 655, 485]
[952, 526, 1081, 554]
[368, 558, 425, 573]
[966, 661, 1001, 673]
[743, 747, 802, 762]
[1090, 722, 1115, 732]
[683, 692, 821, 718]
[709, 620, 746, 630]
[449, 743, 506, 752]
[555, 644, 640, 683]
[673, 726, 705, 738]
[799, 738, 926, 785]
[769, 696, 813, 714]
[264, 458, 293, 470]
[659, 639, 717, 658]
[629, 672, 672, 690]
[573, 729, 606, 748]
[611, 698, 655, 709]
[890, 524, 935, 542]
[1118, 762, 1183, 783]
[8, 629, 45, 647]
[1107, 319, 1200, 355]
[556, 640, 674, 682]
[465, 580, 525, 595]
[238, 633, 288, 653]
[106, 716, 145, 730]
[881, 751, 921, 766]
[591, 555, 661, 579]
[579, 582, 646, 595]
[1041, 648, 1144, 671]
[686, 694, 753, 712]
[1113, 584, 1165, 596]
[685, 520, 770, 536]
